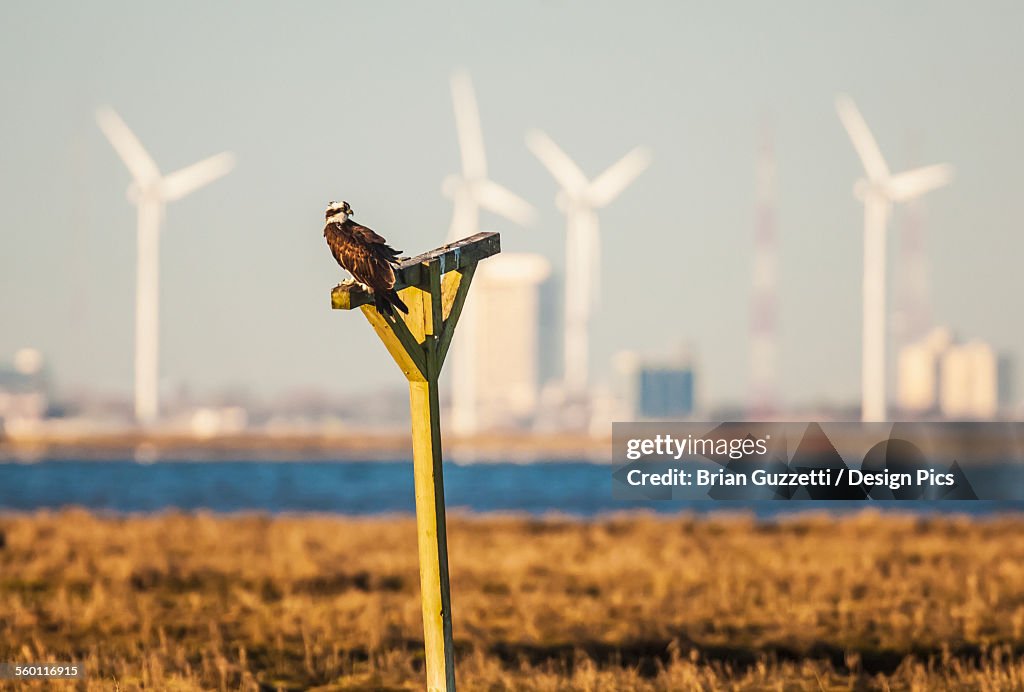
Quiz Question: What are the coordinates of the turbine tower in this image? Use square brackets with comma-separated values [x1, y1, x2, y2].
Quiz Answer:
[442, 71, 535, 435]
[835, 95, 953, 422]
[526, 130, 651, 397]
[96, 106, 234, 426]
[750, 121, 779, 418]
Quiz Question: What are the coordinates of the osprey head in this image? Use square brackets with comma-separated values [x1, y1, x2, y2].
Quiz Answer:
[325, 200, 353, 222]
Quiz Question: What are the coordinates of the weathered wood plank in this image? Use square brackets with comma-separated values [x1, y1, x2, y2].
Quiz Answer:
[409, 258, 455, 690]
[403, 286, 430, 345]
[437, 265, 476, 368]
[428, 261, 443, 339]
[358, 302, 427, 382]
[331, 232, 500, 310]
[439, 270, 463, 323]
[409, 377, 456, 691]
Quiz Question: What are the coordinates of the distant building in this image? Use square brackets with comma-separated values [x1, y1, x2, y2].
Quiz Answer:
[615, 348, 696, 420]
[0, 348, 48, 431]
[897, 327, 952, 414]
[450, 253, 551, 432]
[939, 340, 1008, 419]
[897, 327, 1012, 419]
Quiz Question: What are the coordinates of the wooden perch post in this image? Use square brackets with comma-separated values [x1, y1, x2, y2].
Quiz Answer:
[331, 231, 500, 692]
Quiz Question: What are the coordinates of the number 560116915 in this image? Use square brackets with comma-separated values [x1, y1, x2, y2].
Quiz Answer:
[1, 663, 82, 679]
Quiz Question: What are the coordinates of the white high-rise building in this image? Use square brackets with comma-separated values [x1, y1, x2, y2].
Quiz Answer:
[449, 253, 551, 432]
[897, 327, 952, 414]
[0, 348, 48, 430]
[897, 327, 1009, 419]
[939, 341, 1000, 419]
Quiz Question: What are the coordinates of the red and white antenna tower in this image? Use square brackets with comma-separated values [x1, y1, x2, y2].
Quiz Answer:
[893, 135, 933, 352]
[749, 121, 778, 418]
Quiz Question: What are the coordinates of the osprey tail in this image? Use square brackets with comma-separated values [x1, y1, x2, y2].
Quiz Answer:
[374, 289, 409, 318]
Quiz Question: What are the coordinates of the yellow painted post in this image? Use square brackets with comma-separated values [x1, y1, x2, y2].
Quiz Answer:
[331, 232, 500, 692]
[404, 261, 455, 691]
[408, 378, 454, 690]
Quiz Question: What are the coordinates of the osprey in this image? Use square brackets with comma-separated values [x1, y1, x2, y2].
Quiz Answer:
[324, 201, 409, 317]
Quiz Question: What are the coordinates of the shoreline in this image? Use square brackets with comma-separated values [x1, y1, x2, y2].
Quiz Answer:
[0, 430, 612, 462]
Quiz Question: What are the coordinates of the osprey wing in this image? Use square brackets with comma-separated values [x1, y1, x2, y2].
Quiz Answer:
[347, 222, 403, 263]
[325, 221, 401, 291]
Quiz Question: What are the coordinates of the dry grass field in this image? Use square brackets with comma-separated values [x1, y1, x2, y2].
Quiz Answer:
[1, 509, 1023, 690]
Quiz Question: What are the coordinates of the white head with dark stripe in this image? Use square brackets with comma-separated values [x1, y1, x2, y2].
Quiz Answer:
[325, 200, 352, 224]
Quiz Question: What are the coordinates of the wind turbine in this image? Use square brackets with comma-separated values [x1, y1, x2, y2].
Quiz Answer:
[96, 106, 235, 426]
[526, 130, 651, 397]
[442, 71, 535, 241]
[835, 94, 953, 422]
[442, 71, 535, 435]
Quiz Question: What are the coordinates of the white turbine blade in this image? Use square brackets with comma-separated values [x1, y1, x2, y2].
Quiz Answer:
[451, 70, 487, 179]
[447, 187, 477, 242]
[474, 179, 536, 226]
[886, 163, 954, 202]
[835, 94, 889, 180]
[96, 106, 160, 183]
[525, 129, 588, 194]
[586, 147, 651, 207]
[161, 152, 235, 201]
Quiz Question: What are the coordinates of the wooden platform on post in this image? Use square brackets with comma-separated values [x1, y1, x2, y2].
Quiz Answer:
[331, 231, 500, 692]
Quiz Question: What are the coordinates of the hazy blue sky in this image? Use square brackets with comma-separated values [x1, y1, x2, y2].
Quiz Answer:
[1, 2, 1022, 409]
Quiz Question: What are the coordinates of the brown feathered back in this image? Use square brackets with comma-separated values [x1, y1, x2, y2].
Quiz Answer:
[324, 217, 409, 316]
[324, 219, 401, 291]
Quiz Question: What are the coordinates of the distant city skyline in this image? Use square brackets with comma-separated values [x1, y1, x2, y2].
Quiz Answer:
[1, 2, 1023, 411]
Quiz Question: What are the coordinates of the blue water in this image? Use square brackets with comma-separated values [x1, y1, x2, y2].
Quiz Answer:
[1, 460, 1022, 516]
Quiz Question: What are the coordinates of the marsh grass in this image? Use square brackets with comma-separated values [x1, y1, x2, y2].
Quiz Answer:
[1, 509, 1023, 690]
